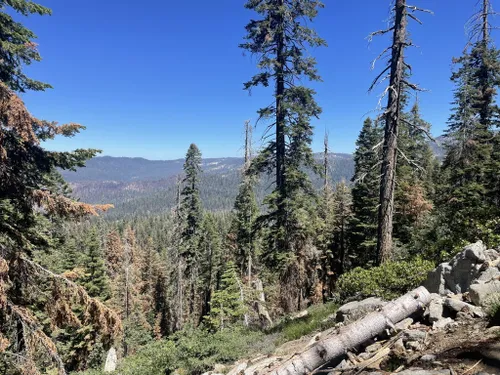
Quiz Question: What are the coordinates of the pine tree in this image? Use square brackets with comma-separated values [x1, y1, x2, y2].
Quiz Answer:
[232, 120, 259, 281]
[440, 0, 500, 245]
[331, 180, 352, 276]
[350, 118, 382, 266]
[205, 262, 245, 331]
[179, 144, 203, 320]
[0, 2, 118, 373]
[82, 228, 110, 300]
[198, 213, 222, 320]
[315, 133, 336, 301]
[394, 103, 435, 247]
[241, 0, 326, 312]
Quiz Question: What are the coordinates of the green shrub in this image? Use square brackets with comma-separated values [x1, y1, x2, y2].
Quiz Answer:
[337, 258, 435, 301]
[273, 302, 337, 343]
[73, 325, 268, 375]
[485, 294, 500, 326]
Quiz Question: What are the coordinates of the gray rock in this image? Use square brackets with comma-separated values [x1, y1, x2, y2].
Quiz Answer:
[403, 329, 427, 342]
[104, 347, 117, 373]
[226, 362, 247, 375]
[469, 280, 500, 306]
[406, 341, 422, 351]
[423, 263, 453, 295]
[396, 368, 450, 375]
[423, 241, 488, 295]
[484, 249, 500, 262]
[443, 297, 478, 313]
[394, 317, 413, 331]
[420, 354, 437, 362]
[432, 317, 453, 330]
[335, 297, 386, 323]
[476, 267, 500, 283]
[480, 342, 500, 362]
[463, 241, 487, 263]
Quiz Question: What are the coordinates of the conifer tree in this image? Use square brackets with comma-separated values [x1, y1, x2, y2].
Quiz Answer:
[331, 180, 352, 276]
[180, 144, 203, 319]
[205, 262, 245, 331]
[394, 103, 435, 247]
[350, 118, 382, 266]
[440, 0, 500, 244]
[241, 0, 326, 312]
[199, 213, 222, 319]
[316, 133, 336, 301]
[82, 228, 110, 300]
[0, 2, 119, 373]
[232, 120, 259, 280]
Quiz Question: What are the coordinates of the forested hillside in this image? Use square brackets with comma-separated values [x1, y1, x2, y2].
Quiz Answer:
[61, 154, 354, 217]
[1, 1, 500, 375]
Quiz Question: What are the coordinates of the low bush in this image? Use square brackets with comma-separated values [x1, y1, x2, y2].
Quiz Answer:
[272, 302, 337, 343]
[336, 258, 435, 301]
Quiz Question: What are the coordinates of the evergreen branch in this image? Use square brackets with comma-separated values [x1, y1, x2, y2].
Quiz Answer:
[397, 147, 425, 173]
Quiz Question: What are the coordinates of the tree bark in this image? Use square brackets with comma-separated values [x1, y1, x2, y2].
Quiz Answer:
[377, 0, 407, 264]
[258, 286, 431, 375]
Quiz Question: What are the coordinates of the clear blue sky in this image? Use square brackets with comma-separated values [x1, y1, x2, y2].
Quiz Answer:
[20, 0, 490, 159]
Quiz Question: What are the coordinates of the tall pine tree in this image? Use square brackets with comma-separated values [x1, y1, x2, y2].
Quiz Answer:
[350, 118, 382, 267]
[241, 0, 325, 312]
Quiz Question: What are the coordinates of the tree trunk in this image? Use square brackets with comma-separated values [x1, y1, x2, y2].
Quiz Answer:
[253, 278, 273, 328]
[260, 286, 431, 375]
[377, 0, 407, 264]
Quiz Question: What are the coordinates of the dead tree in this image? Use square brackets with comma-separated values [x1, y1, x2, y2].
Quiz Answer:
[369, 0, 431, 264]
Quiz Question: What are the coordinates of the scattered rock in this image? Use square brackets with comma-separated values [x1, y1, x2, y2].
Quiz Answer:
[476, 267, 500, 283]
[469, 280, 500, 306]
[392, 338, 406, 356]
[423, 241, 488, 295]
[432, 317, 454, 330]
[443, 297, 481, 315]
[420, 354, 437, 362]
[103, 347, 117, 373]
[213, 364, 227, 373]
[395, 317, 413, 331]
[395, 368, 450, 374]
[406, 341, 423, 351]
[226, 361, 247, 375]
[403, 329, 427, 342]
[335, 297, 386, 323]
[484, 249, 500, 262]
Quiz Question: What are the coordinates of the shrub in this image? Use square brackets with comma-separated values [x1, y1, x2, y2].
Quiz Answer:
[272, 302, 337, 343]
[336, 258, 435, 301]
[485, 294, 500, 326]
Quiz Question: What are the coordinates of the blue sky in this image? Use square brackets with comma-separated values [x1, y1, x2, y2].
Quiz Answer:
[20, 0, 491, 159]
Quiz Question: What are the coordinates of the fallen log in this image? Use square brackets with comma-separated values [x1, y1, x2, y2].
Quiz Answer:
[258, 286, 431, 375]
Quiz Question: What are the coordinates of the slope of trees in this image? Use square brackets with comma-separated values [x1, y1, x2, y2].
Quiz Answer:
[3, 1, 500, 374]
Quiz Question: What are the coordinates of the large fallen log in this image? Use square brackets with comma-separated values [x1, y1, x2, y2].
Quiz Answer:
[258, 286, 431, 375]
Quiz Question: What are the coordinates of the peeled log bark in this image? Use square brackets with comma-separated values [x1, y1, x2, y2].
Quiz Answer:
[261, 286, 431, 375]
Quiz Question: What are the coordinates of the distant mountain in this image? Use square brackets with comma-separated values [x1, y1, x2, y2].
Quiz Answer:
[61, 153, 355, 218]
[62, 138, 446, 219]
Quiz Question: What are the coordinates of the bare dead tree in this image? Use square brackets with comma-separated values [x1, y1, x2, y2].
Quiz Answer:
[368, 0, 431, 264]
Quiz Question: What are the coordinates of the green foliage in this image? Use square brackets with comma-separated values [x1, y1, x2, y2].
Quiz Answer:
[271, 302, 337, 343]
[350, 117, 382, 267]
[205, 262, 246, 330]
[336, 258, 435, 301]
[76, 326, 267, 375]
[82, 228, 110, 300]
[485, 294, 500, 326]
